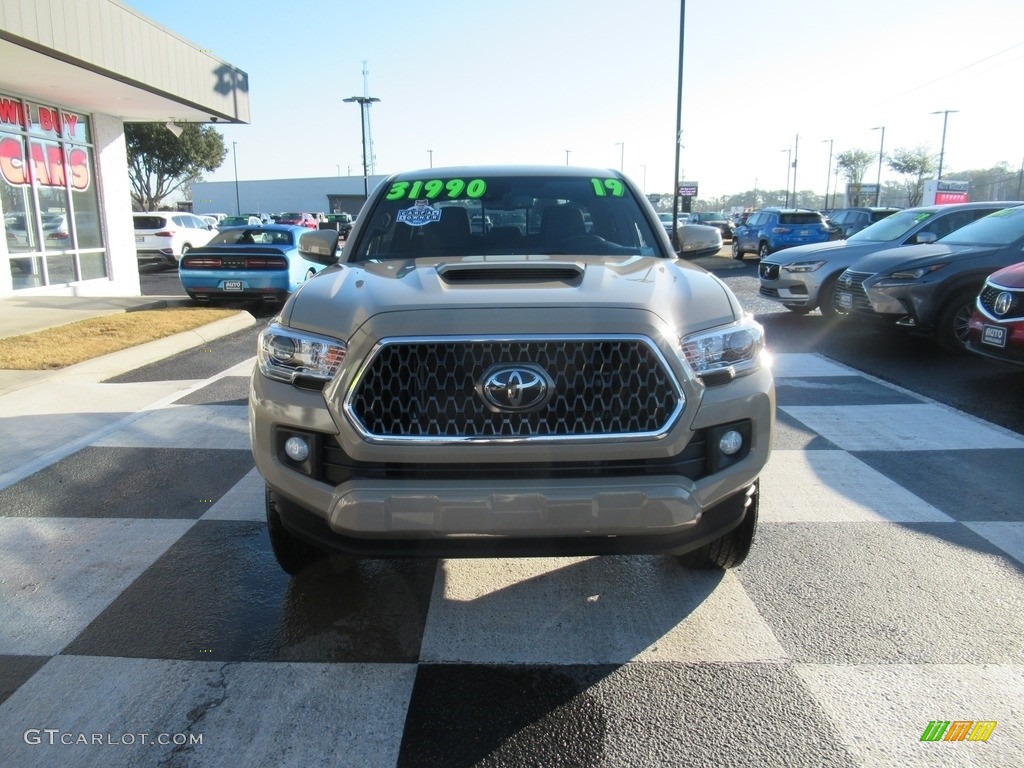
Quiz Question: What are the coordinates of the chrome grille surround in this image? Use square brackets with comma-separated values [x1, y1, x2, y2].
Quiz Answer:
[343, 334, 686, 445]
[978, 281, 1024, 321]
[835, 270, 874, 313]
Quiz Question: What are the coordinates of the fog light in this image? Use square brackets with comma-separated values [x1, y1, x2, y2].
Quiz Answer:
[719, 430, 743, 456]
[284, 436, 309, 462]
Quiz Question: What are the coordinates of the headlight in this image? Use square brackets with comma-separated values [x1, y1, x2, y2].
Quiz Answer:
[680, 316, 767, 381]
[257, 323, 347, 384]
[782, 260, 827, 273]
[881, 264, 947, 281]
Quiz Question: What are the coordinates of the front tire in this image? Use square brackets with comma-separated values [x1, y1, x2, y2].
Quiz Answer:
[731, 239, 743, 260]
[676, 483, 758, 569]
[265, 486, 327, 575]
[936, 289, 977, 353]
[817, 273, 842, 319]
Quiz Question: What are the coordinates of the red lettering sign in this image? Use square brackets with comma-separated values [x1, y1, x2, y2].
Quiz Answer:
[0, 136, 90, 191]
[0, 98, 26, 128]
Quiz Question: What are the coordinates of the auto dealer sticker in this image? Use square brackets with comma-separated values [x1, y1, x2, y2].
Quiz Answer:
[396, 201, 442, 227]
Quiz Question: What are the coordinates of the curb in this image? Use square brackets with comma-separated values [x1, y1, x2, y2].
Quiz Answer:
[0, 310, 257, 396]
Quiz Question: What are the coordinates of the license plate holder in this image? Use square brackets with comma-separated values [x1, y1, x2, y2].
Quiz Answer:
[135, 235, 144, 243]
[837, 291, 853, 309]
[222, 280, 243, 291]
[981, 324, 1007, 348]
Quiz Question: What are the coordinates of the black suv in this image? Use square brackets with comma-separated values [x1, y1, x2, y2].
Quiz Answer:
[826, 207, 901, 240]
[688, 211, 736, 240]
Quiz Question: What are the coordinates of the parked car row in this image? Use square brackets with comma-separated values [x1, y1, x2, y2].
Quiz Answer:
[757, 201, 1024, 363]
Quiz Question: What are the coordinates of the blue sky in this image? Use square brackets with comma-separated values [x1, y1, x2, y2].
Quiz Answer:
[129, 0, 1024, 199]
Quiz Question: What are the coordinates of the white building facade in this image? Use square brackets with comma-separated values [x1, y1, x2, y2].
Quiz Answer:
[0, 0, 250, 298]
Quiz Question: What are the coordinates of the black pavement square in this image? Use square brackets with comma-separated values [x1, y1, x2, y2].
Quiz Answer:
[0, 655, 49, 706]
[63, 520, 438, 663]
[773, 409, 840, 451]
[172, 376, 249, 406]
[738, 522, 1024, 664]
[397, 663, 858, 768]
[774, 376, 921, 407]
[852, 448, 1024, 522]
[0, 447, 254, 519]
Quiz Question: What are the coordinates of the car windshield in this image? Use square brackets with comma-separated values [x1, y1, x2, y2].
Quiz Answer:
[350, 173, 664, 261]
[777, 212, 823, 225]
[134, 215, 167, 230]
[700, 212, 728, 222]
[847, 210, 939, 242]
[280, 213, 302, 219]
[209, 228, 295, 246]
[220, 217, 248, 226]
[940, 205, 1024, 246]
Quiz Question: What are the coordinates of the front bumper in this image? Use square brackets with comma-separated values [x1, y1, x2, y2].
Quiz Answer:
[249, 360, 774, 556]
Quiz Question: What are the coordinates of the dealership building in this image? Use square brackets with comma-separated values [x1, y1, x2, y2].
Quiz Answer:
[0, 0, 250, 299]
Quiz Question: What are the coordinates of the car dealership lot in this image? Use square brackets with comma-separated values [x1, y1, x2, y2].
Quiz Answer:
[1, 259, 1020, 767]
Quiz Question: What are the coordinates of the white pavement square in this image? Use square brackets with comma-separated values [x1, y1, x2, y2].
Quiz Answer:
[91, 404, 250, 450]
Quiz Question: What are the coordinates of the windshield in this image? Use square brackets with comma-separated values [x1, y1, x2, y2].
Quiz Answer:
[848, 210, 936, 242]
[208, 228, 295, 246]
[940, 205, 1024, 246]
[700, 212, 728, 222]
[350, 173, 665, 261]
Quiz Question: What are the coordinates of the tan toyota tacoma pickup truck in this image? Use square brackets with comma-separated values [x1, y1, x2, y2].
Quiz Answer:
[249, 166, 774, 575]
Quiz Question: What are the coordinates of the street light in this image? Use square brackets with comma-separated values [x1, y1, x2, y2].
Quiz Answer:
[343, 95, 381, 198]
[671, 0, 687, 248]
[565, 149, 571, 166]
[232, 141, 240, 215]
[615, 142, 624, 172]
[870, 126, 885, 205]
[781, 148, 792, 207]
[821, 139, 833, 210]
[427, 149, 433, 168]
[931, 109, 958, 180]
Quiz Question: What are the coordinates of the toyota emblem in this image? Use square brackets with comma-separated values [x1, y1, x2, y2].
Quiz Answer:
[477, 364, 554, 412]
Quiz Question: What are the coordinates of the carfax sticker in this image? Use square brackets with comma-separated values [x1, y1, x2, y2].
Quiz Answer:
[396, 200, 443, 227]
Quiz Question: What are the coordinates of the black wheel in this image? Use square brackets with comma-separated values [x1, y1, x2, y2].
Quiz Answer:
[265, 485, 327, 575]
[784, 305, 813, 315]
[817, 273, 842, 319]
[731, 239, 743, 260]
[757, 242, 771, 261]
[935, 289, 977, 354]
[676, 484, 758, 570]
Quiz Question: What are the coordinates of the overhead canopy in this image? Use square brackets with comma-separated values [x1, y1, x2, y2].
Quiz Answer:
[0, 0, 249, 125]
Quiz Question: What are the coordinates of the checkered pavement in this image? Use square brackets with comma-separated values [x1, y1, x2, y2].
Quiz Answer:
[0, 352, 1021, 767]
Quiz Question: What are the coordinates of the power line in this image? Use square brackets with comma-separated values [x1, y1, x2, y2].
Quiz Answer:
[880, 42, 1024, 104]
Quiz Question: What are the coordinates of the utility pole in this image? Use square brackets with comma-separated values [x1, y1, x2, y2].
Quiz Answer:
[792, 133, 799, 207]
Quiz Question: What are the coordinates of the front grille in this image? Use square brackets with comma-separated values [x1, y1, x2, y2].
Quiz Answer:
[347, 336, 683, 442]
[835, 270, 874, 313]
[979, 283, 1024, 321]
[321, 429, 709, 482]
[759, 263, 780, 280]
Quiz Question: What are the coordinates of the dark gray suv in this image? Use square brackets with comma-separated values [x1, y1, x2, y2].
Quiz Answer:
[834, 205, 1024, 351]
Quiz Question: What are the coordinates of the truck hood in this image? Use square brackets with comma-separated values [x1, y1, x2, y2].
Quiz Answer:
[281, 255, 741, 340]
[847, 242, 991, 273]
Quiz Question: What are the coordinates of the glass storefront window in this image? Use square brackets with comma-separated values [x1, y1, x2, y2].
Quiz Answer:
[1, 94, 106, 289]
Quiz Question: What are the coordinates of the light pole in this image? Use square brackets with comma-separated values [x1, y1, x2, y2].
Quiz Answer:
[671, 0, 687, 248]
[565, 149, 571, 166]
[343, 95, 381, 198]
[821, 139, 833, 210]
[870, 126, 885, 205]
[427, 149, 433, 168]
[232, 141, 240, 215]
[640, 164, 647, 193]
[792, 133, 799, 207]
[781, 148, 792, 207]
[336, 164, 341, 177]
[615, 142, 624, 172]
[931, 109, 958, 180]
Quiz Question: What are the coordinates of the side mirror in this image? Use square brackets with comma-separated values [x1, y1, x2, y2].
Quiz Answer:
[914, 231, 938, 244]
[298, 229, 341, 265]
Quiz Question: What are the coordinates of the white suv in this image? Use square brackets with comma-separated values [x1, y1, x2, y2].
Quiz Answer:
[133, 212, 216, 266]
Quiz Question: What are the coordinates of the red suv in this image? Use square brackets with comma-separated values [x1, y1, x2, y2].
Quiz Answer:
[276, 212, 318, 229]
[966, 261, 1024, 366]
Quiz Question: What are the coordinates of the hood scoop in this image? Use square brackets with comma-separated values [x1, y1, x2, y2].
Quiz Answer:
[437, 260, 585, 285]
